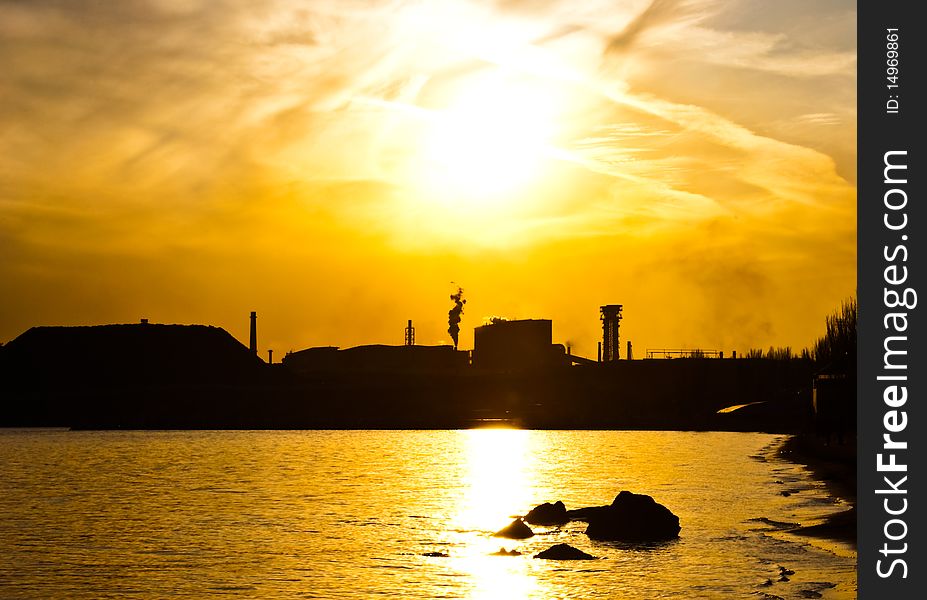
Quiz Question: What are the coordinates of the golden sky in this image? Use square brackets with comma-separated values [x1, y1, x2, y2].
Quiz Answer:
[0, 0, 856, 358]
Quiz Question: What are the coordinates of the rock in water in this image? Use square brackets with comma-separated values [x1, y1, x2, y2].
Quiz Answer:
[490, 548, 522, 556]
[525, 501, 568, 526]
[565, 505, 611, 522]
[493, 519, 534, 539]
[534, 543, 597, 560]
[584, 491, 680, 542]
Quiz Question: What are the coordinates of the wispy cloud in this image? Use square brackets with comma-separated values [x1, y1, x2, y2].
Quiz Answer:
[0, 0, 856, 353]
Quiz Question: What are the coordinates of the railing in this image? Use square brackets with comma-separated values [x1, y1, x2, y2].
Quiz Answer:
[645, 349, 723, 359]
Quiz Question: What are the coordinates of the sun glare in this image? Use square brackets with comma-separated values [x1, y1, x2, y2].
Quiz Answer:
[449, 428, 539, 599]
[456, 427, 533, 531]
[416, 75, 559, 209]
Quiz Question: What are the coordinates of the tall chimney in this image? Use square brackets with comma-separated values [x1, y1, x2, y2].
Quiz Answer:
[404, 319, 415, 346]
[249, 311, 257, 355]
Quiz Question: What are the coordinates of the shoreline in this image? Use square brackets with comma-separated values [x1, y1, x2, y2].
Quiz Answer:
[777, 433, 857, 546]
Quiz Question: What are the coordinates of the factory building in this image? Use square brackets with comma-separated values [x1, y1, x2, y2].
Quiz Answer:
[472, 319, 567, 371]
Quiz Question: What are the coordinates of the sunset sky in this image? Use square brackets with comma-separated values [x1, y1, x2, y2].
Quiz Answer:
[0, 0, 856, 358]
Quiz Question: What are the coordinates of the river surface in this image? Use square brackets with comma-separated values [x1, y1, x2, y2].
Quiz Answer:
[0, 429, 855, 599]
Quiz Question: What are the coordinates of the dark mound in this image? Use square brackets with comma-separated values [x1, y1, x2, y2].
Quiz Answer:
[493, 519, 534, 539]
[2, 324, 262, 387]
[584, 491, 680, 542]
[534, 543, 597, 560]
[525, 501, 568, 526]
[1, 324, 266, 427]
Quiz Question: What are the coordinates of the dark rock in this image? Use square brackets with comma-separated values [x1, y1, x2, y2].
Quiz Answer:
[525, 501, 568, 526]
[533, 543, 597, 560]
[493, 519, 534, 539]
[422, 551, 448, 557]
[565, 505, 611, 522]
[584, 491, 680, 542]
[490, 548, 522, 556]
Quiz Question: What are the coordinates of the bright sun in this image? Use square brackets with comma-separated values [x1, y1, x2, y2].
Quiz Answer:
[416, 75, 558, 209]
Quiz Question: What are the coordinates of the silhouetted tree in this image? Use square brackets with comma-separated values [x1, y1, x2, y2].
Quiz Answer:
[811, 297, 857, 368]
[807, 296, 856, 442]
[764, 346, 793, 360]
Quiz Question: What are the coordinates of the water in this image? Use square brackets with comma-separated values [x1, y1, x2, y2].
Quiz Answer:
[0, 429, 855, 599]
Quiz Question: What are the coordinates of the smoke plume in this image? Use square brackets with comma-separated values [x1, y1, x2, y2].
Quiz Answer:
[447, 287, 466, 349]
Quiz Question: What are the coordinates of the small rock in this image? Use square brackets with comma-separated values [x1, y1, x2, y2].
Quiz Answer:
[493, 518, 534, 539]
[490, 547, 522, 556]
[525, 501, 569, 526]
[422, 551, 448, 557]
[533, 543, 597, 560]
[778, 566, 795, 576]
[781, 491, 791, 497]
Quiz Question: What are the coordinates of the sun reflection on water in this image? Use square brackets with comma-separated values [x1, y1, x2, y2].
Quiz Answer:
[450, 428, 540, 599]
[456, 428, 533, 532]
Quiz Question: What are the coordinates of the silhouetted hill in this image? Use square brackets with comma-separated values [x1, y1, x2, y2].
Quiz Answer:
[0, 324, 266, 427]
[3, 324, 262, 386]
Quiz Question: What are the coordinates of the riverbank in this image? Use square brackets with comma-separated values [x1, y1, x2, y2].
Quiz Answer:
[778, 433, 856, 545]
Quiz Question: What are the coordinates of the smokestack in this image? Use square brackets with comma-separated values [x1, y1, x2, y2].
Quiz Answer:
[597, 341, 602, 362]
[268, 349, 273, 364]
[249, 311, 257, 355]
[404, 319, 415, 346]
[447, 287, 466, 350]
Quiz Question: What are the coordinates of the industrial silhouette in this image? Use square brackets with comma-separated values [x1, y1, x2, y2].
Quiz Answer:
[0, 291, 828, 431]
